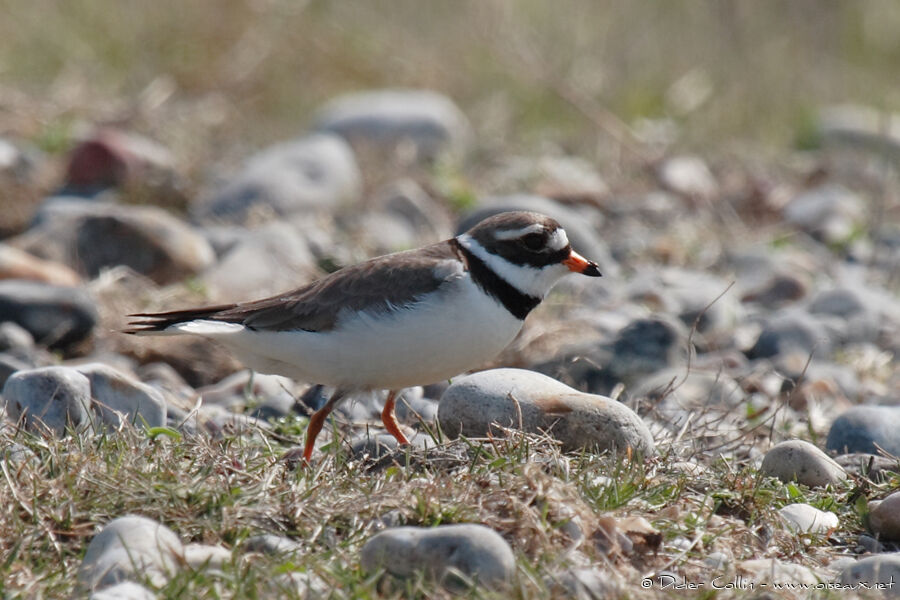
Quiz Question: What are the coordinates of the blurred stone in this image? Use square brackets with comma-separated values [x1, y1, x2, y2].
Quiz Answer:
[838, 553, 900, 593]
[0, 321, 36, 358]
[818, 104, 900, 158]
[89, 581, 156, 600]
[778, 503, 838, 534]
[747, 309, 832, 361]
[549, 567, 615, 600]
[2, 366, 93, 436]
[348, 431, 429, 461]
[0, 279, 97, 350]
[0, 244, 81, 286]
[760, 439, 847, 488]
[656, 155, 717, 200]
[77, 515, 183, 591]
[783, 184, 864, 244]
[826, 406, 900, 456]
[738, 558, 820, 586]
[193, 134, 361, 223]
[532, 155, 610, 203]
[833, 453, 898, 482]
[438, 368, 655, 455]
[313, 89, 471, 161]
[604, 316, 688, 387]
[376, 178, 454, 241]
[198, 370, 296, 418]
[182, 543, 231, 570]
[0, 352, 33, 389]
[868, 492, 900, 541]
[633, 368, 744, 431]
[458, 195, 616, 276]
[13, 199, 214, 284]
[76, 363, 167, 430]
[740, 273, 809, 308]
[241, 534, 303, 556]
[360, 524, 514, 587]
[393, 387, 438, 424]
[201, 221, 316, 299]
[63, 128, 176, 192]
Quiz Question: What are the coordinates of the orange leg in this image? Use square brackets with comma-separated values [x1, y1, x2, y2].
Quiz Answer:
[302, 389, 346, 463]
[381, 390, 411, 446]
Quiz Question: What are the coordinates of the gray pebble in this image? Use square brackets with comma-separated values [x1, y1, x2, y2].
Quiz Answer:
[747, 309, 832, 361]
[838, 553, 900, 593]
[313, 89, 471, 161]
[549, 567, 614, 600]
[360, 524, 515, 588]
[241, 534, 303, 556]
[438, 368, 655, 455]
[193, 134, 361, 223]
[89, 581, 156, 600]
[76, 363, 167, 430]
[77, 515, 183, 591]
[0, 280, 97, 350]
[760, 439, 847, 487]
[656, 155, 718, 200]
[869, 492, 900, 541]
[182, 543, 231, 570]
[3, 366, 93, 436]
[826, 405, 900, 456]
[783, 184, 864, 244]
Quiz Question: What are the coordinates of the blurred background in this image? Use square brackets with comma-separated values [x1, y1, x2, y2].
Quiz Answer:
[2, 0, 900, 166]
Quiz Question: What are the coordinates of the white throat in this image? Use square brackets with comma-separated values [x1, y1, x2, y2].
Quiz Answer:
[456, 234, 570, 299]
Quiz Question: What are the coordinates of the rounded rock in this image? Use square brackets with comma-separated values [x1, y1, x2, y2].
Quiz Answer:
[77, 515, 183, 591]
[869, 491, 900, 541]
[778, 503, 839, 534]
[89, 581, 156, 600]
[193, 134, 361, 223]
[438, 368, 655, 455]
[838, 553, 900, 591]
[760, 439, 847, 488]
[3, 366, 93, 436]
[313, 89, 471, 161]
[0, 280, 97, 350]
[826, 406, 900, 456]
[360, 524, 515, 587]
[241, 534, 303, 556]
[76, 363, 167, 430]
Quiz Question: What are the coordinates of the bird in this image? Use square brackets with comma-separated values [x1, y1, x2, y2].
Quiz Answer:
[125, 211, 601, 462]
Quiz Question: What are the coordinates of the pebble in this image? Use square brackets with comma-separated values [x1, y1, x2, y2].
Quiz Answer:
[63, 128, 176, 192]
[13, 199, 215, 284]
[778, 503, 839, 534]
[348, 431, 429, 461]
[549, 567, 614, 600]
[0, 243, 81, 286]
[2, 366, 94, 436]
[837, 553, 900, 593]
[240, 534, 303, 556]
[438, 368, 656, 455]
[601, 316, 688, 389]
[182, 543, 232, 570]
[869, 491, 900, 541]
[193, 134, 361, 223]
[826, 405, 900, 456]
[89, 581, 156, 600]
[656, 155, 718, 200]
[738, 558, 820, 586]
[359, 524, 515, 588]
[198, 370, 296, 417]
[783, 183, 865, 244]
[201, 221, 317, 299]
[0, 279, 97, 350]
[312, 88, 471, 161]
[76, 363, 167, 430]
[77, 515, 183, 591]
[746, 309, 832, 361]
[834, 453, 898, 482]
[760, 439, 847, 487]
[818, 104, 900, 157]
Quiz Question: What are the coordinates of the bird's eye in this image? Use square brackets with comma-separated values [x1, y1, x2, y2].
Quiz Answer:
[521, 232, 545, 250]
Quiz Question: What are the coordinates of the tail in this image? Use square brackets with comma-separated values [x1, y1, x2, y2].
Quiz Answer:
[123, 304, 238, 335]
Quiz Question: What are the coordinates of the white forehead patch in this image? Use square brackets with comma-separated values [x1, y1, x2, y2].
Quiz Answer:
[492, 223, 545, 241]
[548, 228, 569, 250]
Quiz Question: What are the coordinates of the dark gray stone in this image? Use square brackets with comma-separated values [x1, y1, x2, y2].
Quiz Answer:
[0, 352, 32, 389]
[15, 199, 214, 285]
[313, 89, 471, 161]
[360, 524, 515, 587]
[747, 310, 832, 360]
[2, 366, 93, 435]
[0, 280, 97, 350]
[192, 134, 361, 223]
[869, 492, 900, 541]
[838, 553, 900, 593]
[826, 406, 900, 456]
[438, 368, 655, 455]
